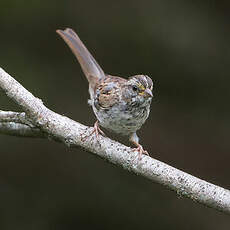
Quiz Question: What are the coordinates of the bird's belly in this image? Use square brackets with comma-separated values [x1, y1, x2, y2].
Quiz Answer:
[92, 104, 150, 135]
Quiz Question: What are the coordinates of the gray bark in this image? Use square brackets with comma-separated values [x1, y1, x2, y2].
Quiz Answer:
[0, 67, 230, 215]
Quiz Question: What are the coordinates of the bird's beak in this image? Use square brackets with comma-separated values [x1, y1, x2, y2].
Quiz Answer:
[144, 88, 153, 98]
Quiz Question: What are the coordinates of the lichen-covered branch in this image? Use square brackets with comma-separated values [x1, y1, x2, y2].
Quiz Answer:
[0, 110, 44, 137]
[0, 110, 28, 123]
[0, 67, 230, 215]
[0, 121, 44, 137]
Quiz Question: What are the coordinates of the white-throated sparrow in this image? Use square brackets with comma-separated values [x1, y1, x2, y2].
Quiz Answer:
[56, 28, 153, 157]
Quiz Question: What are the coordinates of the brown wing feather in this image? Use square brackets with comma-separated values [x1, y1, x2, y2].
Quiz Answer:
[96, 75, 126, 108]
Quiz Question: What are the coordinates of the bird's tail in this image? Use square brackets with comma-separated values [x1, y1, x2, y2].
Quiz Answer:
[56, 28, 105, 87]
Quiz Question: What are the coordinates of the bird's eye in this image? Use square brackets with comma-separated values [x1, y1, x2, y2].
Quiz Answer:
[132, 85, 138, 91]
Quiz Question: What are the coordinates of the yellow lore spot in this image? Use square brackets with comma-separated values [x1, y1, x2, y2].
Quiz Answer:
[137, 83, 146, 95]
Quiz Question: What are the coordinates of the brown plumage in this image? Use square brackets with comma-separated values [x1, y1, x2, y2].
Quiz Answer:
[56, 28, 154, 157]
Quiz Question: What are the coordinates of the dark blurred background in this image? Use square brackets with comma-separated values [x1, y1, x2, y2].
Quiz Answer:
[0, 0, 230, 229]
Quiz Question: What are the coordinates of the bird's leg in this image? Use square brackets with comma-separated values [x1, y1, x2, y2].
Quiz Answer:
[81, 120, 106, 141]
[92, 120, 106, 138]
[129, 133, 149, 159]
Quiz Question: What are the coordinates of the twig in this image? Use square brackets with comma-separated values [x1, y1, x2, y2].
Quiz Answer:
[0, 110, 35, 125]
[0, 121, 44, 137]
[0, 110, 44, 137]
[0, 67, 230, 214]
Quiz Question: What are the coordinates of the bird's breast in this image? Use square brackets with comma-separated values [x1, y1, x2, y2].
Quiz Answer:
[91, 101, 150, 135]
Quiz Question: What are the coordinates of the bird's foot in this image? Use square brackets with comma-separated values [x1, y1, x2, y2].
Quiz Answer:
[81, 120, 106, 142]
[129, 133, 149, 159]
[132, 143, 149, 159]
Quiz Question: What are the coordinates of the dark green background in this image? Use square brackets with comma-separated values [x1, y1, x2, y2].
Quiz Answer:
[0, 0, 230, 229]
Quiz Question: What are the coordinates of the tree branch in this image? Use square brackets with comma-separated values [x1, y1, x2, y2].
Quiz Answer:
[0, 110, 45, 137]
[0, 110, 28, 123]
[0, 67, 230, 214]
[0, 121, 44, 137]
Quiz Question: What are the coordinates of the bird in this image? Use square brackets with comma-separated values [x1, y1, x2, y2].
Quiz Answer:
[56, 28, 153, 157]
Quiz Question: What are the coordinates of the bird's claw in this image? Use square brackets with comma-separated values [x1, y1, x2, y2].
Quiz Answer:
[133, 144, 149, 160]
[81, 121, 105, 142]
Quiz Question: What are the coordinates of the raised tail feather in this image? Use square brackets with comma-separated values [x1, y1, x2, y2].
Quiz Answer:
[56, 28, 105, 87]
